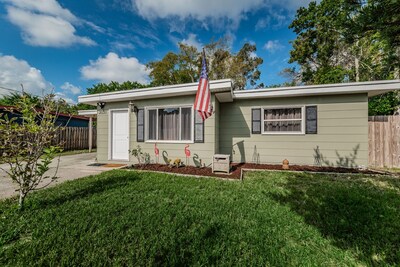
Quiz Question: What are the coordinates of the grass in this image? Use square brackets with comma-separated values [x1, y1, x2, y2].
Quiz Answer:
[0, 170, 399, 266]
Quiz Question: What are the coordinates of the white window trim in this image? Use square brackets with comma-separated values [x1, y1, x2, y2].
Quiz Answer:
[144, 105, 194, 144]
[261, 105, 305, 135]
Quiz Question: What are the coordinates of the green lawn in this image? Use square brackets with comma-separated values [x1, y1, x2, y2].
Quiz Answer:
[1, 170, 399, 266]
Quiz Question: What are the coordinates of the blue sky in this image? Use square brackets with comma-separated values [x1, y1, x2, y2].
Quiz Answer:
[0, 0, 313, 103]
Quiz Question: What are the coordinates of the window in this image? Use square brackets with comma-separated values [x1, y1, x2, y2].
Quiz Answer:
[146, 107, 192, 141]
[263, 107, 304, 134]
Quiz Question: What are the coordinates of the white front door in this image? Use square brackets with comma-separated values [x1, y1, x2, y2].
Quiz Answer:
[111, 110, 129, 160]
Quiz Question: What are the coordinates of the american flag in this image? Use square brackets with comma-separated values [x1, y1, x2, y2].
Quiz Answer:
[194, 50, 212, 120]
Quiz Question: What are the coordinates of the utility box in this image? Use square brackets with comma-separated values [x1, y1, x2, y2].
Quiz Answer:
[212, 154, 230, 174]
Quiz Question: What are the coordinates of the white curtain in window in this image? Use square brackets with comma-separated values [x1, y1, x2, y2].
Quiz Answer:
[181, 108, 191, 140]
[158, 108, 179, 140]
[148, 109, 157, 140]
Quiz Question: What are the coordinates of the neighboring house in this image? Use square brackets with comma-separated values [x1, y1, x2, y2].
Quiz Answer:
[0, 105, 92, 127]
[78, 79, 400, 168]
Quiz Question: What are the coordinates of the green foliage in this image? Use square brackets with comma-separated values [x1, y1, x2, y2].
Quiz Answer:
[130, 145, 150, 165]
[147, 40, 263, 90]
[288, 0, 400, 86]
[347, 0, 400, 47]
[1, 170, 399, 265]
[74, 103, 95, 111]
[148, 44, 200, 86]
[0, 93, 41, 108]
[0, 94, 63, 209]
[368, 91, 400, 116]
[86, 81, 150, 95]
[0, 93, 79, 114]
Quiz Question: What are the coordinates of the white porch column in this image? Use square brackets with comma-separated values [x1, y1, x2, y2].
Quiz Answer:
[88, 117, 93, 152]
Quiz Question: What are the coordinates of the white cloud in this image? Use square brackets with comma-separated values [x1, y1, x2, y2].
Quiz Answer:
[255, 18, 270, 31]
[133, 0, 314, 27]
[134, 0, 260, 19]
[60, 82, 81, 95]
[263, 40, 284, 52]
[80, 52, 150, 84]
[133, 0, 264, 26]
[180, 33, 202, 50]
[250, 52, 258, 59]
[4, 0, 95, 47]
[5, 0, 78, 21]
[54, 92, 76, 104]
[110, 41, 136, 53]
[0, 54, 53, 96]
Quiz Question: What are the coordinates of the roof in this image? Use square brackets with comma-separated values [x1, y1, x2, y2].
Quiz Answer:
[78, 79, 233, 105]
[0, 105, 91, 121]
[78, 79, 400, 106]
[233, 79, 400, 99]
[78, 109, 97, 117]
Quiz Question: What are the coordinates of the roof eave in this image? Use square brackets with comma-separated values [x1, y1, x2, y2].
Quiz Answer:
[78, 110, 97, 117]
[78, 79, 233, 105]
[233, 80, 400, 99]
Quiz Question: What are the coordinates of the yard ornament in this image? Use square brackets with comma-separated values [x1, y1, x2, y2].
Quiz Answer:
[154, 143, 159, 163]
[282, 159, 290, 170]
[184, 144, 191, 166]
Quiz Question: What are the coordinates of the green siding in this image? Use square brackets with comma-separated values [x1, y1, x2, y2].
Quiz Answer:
[219, 93, 368, 167]
[96, 95, 218, 166]
[96, 92, 369, 168]
[96, 102, 129, 162]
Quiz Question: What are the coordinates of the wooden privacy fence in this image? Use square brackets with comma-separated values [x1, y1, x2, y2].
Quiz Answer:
[368, 116, 400, 168]
[53, 127, 97, 151]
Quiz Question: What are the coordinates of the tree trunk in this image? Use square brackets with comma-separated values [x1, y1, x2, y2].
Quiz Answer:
[355, 40, 360, 82]
[355, 57, 360, 82]
[18, 191, 25, 210]
[395, 47, 400, 79]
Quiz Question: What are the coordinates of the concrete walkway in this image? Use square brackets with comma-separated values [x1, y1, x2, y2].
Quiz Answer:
[0, 153, 124, 200]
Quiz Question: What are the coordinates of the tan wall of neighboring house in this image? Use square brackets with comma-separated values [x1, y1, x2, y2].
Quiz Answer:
[219, 93, 369, 168]
[96, 95, 218, 167]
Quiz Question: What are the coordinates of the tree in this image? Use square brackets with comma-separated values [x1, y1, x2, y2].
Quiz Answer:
[288, 0, 400, 115]
[225, 42, 263, 90]
[288, 0, 399, 84]
[0, 92, 80, 115]
[148, 44, 200, 86]
[0, 94, 63, 209]
[147, 40, 264, 90]
[0, 93, 41, 108]
[86, 81, 150, 95]
[368, 92, 400, 116]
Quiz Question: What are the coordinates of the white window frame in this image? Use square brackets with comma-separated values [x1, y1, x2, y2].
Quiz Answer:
[262, 105, 305, 135]
[145, 104, 194, 143]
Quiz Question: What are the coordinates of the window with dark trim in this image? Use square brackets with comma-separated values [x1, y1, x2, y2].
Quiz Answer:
[262, 107, 304, 134]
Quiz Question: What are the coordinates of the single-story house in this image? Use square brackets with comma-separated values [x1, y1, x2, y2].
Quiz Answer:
[78, 79, 400, 168]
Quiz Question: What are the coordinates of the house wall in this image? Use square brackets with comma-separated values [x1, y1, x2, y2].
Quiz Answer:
[96, 95, 218, 166]
[219, 93, 369, 168]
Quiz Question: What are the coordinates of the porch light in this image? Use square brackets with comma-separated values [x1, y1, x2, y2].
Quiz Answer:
[97, 102, 106, 111]
[129, 101, 138, 113]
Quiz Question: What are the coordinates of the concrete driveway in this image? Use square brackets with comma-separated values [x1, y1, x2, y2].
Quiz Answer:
[0, 153, 125, 200]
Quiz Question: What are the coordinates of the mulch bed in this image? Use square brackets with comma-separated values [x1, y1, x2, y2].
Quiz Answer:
[126, 163, 379, 179]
